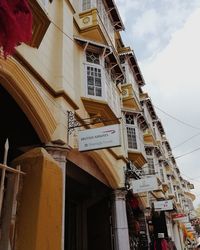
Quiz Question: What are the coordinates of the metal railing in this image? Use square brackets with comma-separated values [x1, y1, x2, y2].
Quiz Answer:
[0, 139, 25, 249]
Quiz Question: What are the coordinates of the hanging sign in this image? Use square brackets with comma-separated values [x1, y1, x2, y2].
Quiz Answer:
[154, 200, 173, 211]
[172, 214, 189, 223]
[131, 176, 158, 193]
[184, 223, 193, 230]
[78, 124, 121, 151]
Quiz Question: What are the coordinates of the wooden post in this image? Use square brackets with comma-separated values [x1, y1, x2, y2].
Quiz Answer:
[0, 139, 9, 217]
[0, 174, 15, 250]
[10, 165, 21, 249]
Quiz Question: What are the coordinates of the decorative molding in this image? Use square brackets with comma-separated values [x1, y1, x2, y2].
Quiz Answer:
[14, 52, 79, 110]
[0, 55, 57, 142]
[112, 188, 127, 201]
[28, 0, 51, 48]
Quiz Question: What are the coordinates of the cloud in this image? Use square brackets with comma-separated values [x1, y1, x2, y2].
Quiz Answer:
[116, 0, 200, 206]
[115, 0, 141, 23]
[116, 0, 200, 60]
[132, 9, 159, 38]
[140, 8, 200, 206]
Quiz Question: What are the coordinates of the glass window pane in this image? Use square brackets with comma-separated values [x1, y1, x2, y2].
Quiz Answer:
[87, 65, 102, 97]
[95, 78, 101, 87]
[96, 88, 102, 96]
[126, 127, 137, 149]
[86, 51, 100, 64]
[88, 76, 94, 86]
[88, 86, 94, 95]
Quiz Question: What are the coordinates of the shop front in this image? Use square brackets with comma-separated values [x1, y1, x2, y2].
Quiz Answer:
[65, 159, 113, 250]
[126, 191, 149, 250]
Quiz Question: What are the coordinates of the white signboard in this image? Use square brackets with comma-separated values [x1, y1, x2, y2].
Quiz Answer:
[131, 176, 158, 193]
[172, 214, 189, 223]
[154, 200, 173, 211]
[78, 124, 121, 151]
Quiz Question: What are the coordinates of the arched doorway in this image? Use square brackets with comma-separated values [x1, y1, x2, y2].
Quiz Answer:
[0, 78, 62, 250]
[0, 84, 41, 163]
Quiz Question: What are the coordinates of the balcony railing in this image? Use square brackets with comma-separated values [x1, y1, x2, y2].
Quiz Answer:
[96, 0, 115, 44]
[121, 83, 141, 111]
[82, 66, 121, 123]
[104, 71, 121, 117]
[126, 124, 147, 167]
[79, 0, 115, 45]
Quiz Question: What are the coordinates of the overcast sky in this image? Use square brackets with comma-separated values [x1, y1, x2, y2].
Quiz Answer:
[116, 0, 200, 207]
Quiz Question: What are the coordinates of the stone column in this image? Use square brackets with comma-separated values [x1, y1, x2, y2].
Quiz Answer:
[173, 222, 183, 250]
[112, 189, 130, 250]
[45, 143, 69, 250]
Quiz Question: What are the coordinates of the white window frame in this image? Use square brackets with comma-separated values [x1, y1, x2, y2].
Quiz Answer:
[125, 114, 139, 151]
[147, 157, 155, 175]
[82, 0, 92, 11]
[159, 165, 165, 182]
[84, 51, 105, 99]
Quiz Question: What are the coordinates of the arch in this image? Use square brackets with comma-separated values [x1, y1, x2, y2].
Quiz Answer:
[0, 55, 57, 142]
[87, 150, 121, 189]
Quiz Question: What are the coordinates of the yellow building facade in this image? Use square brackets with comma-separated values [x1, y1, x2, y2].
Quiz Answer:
[0, 1, 197, 250]
[0, 1, 131, 249]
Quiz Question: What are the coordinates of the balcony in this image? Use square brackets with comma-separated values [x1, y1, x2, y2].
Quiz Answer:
[81, 70, 121, 125]
[75, 0, 124, 46]
[162, 183, 169, 192]
[121, 83, 141, 111]
[153, 190, 166, 200]
[29, 0, 50, 48]
[184, 191, 196, 201]
[143, 128, 156, 146]
[164, 164, 174, 176]
[126, 129, 147, 168]
[168, 192, 175, 199]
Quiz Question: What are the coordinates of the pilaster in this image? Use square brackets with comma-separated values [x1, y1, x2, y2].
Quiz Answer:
[45, 143, 69, 250]
[112, 189, 130, 250]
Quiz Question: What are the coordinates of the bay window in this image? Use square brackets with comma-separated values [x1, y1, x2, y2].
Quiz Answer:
[82, 0, 91, 11]
[85, 51, 103, 97]
[125, 114, 138, 150]
[147, 158, 155, 175]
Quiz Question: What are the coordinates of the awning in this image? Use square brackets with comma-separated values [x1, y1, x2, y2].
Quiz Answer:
[74, 36, 110, 51]
[119, 51, 145, 86]
[145, 99, 157, 120]
[156, 119, 165, 135]
[74, 36, 124, 80]
[136, 113, 148, 130]
[104, 0, 125, 31]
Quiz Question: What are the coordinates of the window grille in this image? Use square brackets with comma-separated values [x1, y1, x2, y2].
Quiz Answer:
[86, 66, 102, 97]
[125, 114, 135, 125]
[86, 51, 100, 64]
[125, 114, 138, 150]
[82, 0, 91, 11]
[126, 127, 137, 149]
[145, 148, 153, 156]
[147, 158, 155, 175]
[160, 167, 165, 182]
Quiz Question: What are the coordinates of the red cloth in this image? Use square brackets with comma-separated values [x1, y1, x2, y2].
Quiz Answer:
[154, 239, 169, 250]
[129, 197, 139, 209]
[0, 0, 32, 57]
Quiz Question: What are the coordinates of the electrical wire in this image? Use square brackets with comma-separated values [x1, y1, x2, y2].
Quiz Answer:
[175, 146, 200, 159]
[153, 105, 200, 131]
[172, 132, 200, 150]
[180, 173, 200, 186]
[172, 133, 200, 149]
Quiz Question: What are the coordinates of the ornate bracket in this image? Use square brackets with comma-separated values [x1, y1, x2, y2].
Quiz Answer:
[67, 111, 80, 135]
